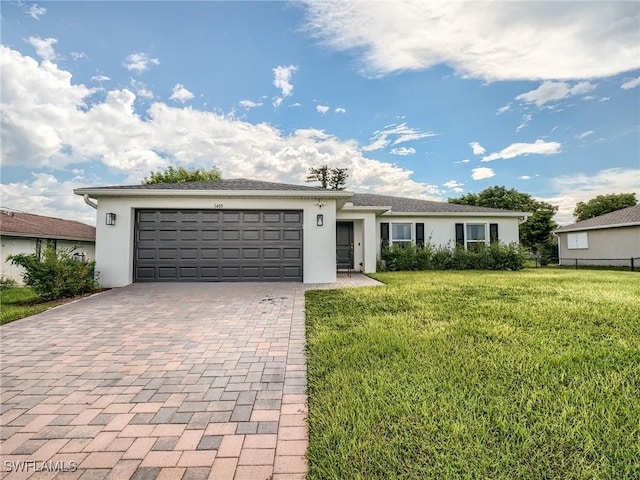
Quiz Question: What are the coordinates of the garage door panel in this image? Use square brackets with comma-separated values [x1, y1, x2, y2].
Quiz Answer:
[284, 212, 302, 223]
[283, 230, 301, 241]
[202, 230, 219, 241]
[201, 248, 219, 259]
[263, 231, 281, 241]
[135, 209, 303, 282]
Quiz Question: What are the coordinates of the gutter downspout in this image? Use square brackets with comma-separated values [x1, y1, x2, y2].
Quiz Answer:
[83, 194, 98, 209]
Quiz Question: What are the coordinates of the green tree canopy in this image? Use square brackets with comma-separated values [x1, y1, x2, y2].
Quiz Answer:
[143, 165, 222, 184]
[573, 193, 637, 222]
[306, 165, 349, 190]
[448, 186, 558, 251]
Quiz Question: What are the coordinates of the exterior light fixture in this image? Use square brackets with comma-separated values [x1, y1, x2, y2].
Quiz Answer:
[105, 212, 117, 226]
[317, 214, 324, 227]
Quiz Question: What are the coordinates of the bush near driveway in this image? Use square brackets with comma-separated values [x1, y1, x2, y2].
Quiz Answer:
[8, 246, 99, 301]
[305, 269, 640, 479]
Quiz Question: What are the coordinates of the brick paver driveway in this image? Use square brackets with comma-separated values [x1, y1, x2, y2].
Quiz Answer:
[1, 278, 382, 480]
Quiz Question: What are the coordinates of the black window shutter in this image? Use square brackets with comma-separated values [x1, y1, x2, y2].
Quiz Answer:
[490, 223, 499, 243]
[416, 223, 425, 247]
[381, 223, 390, 249]
[455, 223, 464, 247]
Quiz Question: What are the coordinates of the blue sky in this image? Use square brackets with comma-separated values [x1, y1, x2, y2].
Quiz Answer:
[1, 1, 639, 225]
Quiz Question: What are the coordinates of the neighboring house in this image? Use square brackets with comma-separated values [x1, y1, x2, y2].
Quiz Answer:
[74, 179, 530, 286]
[0, 210, 96, 284]
[554, 204, 640, 267]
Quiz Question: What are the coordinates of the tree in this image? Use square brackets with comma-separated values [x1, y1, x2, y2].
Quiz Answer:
[143, 165, 221, 184]
[306, 165, 349, 190]
[448, 186, 558, 252]
[573, 193, 637, 222]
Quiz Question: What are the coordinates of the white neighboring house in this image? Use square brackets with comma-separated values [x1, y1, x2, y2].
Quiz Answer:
[74, 179, 530, 287]
[554, 204, 640, 268]
[1, 210, 96, 284]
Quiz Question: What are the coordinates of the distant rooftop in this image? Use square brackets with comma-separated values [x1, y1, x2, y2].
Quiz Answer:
[0, 210, 95, 241]
[554, 204, 640, 233]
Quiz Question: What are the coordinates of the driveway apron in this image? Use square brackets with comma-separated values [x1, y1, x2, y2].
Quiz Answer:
[0, 282, 317, 480]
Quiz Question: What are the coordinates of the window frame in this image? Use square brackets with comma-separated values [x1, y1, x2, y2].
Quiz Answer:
[390, 222, 413, 247]
[465, 223, 487, 250]
[567, 232, 588, 249]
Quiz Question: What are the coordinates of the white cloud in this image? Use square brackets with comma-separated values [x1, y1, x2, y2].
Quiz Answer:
[469, 141, 485, 155]
[124, 52, 160, 73]
[316, 105, 329, 114]
[516, 113, 532, 132]
[443, 180, 464, 192]
[460, 159, 470, 164]
[599, 97, 610, 102]
[389, 147, 416, 156]
[239, 100, 263, 109]
[515, 81, 595, 107]
[363, 123, 436, 152]
[1, 173, 98, 226]
[169, 84, 194, 103]
[335, 107, 346, 113]
[576, 130, 594, 140]
[541, 168, 640, 224]
[496, 104, 511, 115]
[518, 175, 531, 180]
[71, 52, 87, 61]
[0, 46, 443, 210]
[92, 75, 111, 82]
[131, 79, 154, 99]
[621, 77, 640, 90]
[272, 65, 297, 106]
[482, 139, 561, 162]
[303, 1, 640, 81]
[471, 167, 495, 180]
[28, 36, 57, 62]
[26, 3, 46, 20]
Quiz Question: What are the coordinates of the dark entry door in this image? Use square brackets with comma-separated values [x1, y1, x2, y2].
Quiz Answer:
[336, 222, 354, 269]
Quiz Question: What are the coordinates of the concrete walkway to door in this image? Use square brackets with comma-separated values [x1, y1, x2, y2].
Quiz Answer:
[0, 274, 381, 480]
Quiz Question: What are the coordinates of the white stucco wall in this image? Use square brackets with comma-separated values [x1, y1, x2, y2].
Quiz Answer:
[92, 196, 337, 287]
[376, 215, 522, 252]
[557, 226, 640, 267]
[0, 236, 95, 284]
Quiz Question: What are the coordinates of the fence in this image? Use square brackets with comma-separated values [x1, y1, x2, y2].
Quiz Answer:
[533, 256, 640, 271]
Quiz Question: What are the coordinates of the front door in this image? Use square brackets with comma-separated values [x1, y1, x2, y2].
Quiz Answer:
[336, 222, 354, 269]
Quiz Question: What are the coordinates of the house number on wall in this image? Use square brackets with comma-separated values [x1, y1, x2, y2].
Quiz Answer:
[213, 204, 224, 209]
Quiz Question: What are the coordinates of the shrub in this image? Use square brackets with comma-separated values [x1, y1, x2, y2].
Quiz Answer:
[0, 276, 17, 290]
[8, 246, 99, 301]
[379, 242, 527, 272]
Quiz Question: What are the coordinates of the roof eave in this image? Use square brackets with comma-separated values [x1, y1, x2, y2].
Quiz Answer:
[1, 232, 95, 242]
[554, 222, 640, 233]
[379, 211, 530, 217]
[74, 188, 354, 200]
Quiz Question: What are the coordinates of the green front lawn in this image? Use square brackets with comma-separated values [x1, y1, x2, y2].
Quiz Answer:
[1, 288, 71, 325]
[305, 269, 640, 479]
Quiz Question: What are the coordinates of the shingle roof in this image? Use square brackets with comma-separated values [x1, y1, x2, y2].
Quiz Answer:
[350, 193, 527, 215]
[0, 211, 96, 241]
[554, 204, 640, 232]
[79, 178, 329, 192]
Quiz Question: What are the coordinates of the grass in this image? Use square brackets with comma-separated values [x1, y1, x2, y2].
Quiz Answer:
[305, 269, 640, 479]
[1, 287, 84, 325]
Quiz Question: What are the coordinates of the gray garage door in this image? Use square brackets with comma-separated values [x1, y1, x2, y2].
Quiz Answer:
[134, 209, 303, 282]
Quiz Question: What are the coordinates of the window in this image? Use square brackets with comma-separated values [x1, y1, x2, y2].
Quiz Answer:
[567, 232, 588, 249]
[466, 224, 486, 250]
[391, 223, 412, 247]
